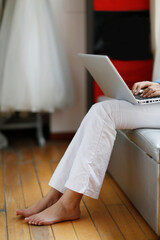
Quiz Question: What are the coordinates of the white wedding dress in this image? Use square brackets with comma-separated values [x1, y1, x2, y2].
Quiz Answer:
[0, 0, 74, 112]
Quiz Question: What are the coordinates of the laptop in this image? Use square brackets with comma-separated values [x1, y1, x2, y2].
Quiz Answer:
[78, 53, 160, 105]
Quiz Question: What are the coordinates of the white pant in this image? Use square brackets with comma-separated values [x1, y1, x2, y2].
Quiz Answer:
[49, 99, 160, 199]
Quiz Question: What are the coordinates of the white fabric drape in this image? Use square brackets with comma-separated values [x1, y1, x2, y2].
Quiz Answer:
[0, 0, 74, 112]
[150, 0, 160, 81]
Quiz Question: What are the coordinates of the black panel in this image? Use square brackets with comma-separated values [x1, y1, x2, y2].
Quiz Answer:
[86, 0, 94, 109]
[94, 11, 152, 60]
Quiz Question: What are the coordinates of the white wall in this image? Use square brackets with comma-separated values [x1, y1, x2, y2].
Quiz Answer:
[49, 0, 87, 133]
[150, 0, 160, 81]
[150, 0, 160, 52]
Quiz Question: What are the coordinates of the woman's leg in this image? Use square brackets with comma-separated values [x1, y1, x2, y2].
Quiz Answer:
[50, 99, 160, 199]
[17, 99, 160, 224]
[16, 103, 94, 217]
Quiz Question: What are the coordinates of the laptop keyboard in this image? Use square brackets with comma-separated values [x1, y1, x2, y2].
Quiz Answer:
[135, 94, 160, 100]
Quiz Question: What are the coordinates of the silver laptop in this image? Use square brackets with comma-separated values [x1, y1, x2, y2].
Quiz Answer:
[78, 53, 160, 105]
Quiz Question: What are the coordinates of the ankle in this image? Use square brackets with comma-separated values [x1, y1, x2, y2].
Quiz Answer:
[59, 190, 82, 210]
[49, 188, 63, 198]
[58, 199, 80, 216]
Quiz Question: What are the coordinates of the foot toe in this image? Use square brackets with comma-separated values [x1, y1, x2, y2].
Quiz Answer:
[26, 216, 34, 224]
[16, 209, 24, 215]
[38, 220, 44, 226]
[33, 219, 39, 225]
[36, 221, 40, 226]
[25, 217, 29, 222]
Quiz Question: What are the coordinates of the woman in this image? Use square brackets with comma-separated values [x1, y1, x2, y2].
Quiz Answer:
[16, 80, 160, 226]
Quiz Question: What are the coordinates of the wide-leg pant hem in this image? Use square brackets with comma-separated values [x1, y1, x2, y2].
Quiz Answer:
[48, 181, 99, 199]
[48, 181, 65, 195]
[65, 183, 99, 199]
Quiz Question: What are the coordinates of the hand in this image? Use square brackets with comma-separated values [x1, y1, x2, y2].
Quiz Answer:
[132, 81, 160, 97]
[140, 84, 160, 98]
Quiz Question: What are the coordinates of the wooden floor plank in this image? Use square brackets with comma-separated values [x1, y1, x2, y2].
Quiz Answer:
[18, 150, 54, 240]
[0, 212, 7, 240]
[32, 146, 55, 196]
[32, 146, 78, 240]
[17, 147, 33, 165]
[0, 165, 5, 210]
[50, 161, 59, 171]
[6, 185, 31, 240]
[107, 204, 148, 240]
[1, 140, 158, 240]
[4, 150, 31, 240]
[106, 174, 159, 240]
[52, 221, 78, 240]
[100, 177, 122, 205]
[83, 196, 124, 240]
[4, 151, 20, 186]
[45, 142, 63, 162]
[0, 150, 2, 164]
[32, 147, 53, 184]
[72, 201, 101, 240]
[30, 225, 54, 240]
[45, 142, 68, 163]
[19, 163, 42, 207]
[40, 182, 51, 196]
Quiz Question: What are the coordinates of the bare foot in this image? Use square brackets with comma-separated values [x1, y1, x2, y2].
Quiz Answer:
[25, 196, 81, 225]
[16, 188, 62, 217]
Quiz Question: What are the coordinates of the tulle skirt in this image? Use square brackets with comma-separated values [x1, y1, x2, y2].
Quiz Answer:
[0, 0, 74, 112]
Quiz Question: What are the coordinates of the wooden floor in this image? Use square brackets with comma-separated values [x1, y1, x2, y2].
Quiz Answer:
[0, 138, 159, 240]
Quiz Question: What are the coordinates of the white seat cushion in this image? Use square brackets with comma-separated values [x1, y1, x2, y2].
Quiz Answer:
[97, 96, 160, 163]
[125, 129, 160, 163]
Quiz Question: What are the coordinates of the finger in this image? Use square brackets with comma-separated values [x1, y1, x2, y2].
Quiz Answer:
[141, 87, 153, 96]
[132, 84, 141, 95]
[142, 89, 154, 97]
[132, 83, 138, 94]
[135, 84, 146, 95]
[148, 91, 160, 97]
[132, 82, 150, 95]
[145, 90, 155, 97]
[138, 81, 152, 89]
[140, 88, 149, 96]
[132, 82, 145, 94]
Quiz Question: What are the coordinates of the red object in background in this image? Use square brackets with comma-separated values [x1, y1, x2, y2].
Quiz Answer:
[93, 58, 153, 103]
[94, 0, 149, 11]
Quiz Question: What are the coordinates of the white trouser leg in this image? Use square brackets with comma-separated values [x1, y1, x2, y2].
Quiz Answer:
[49, 99, 160, 199]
